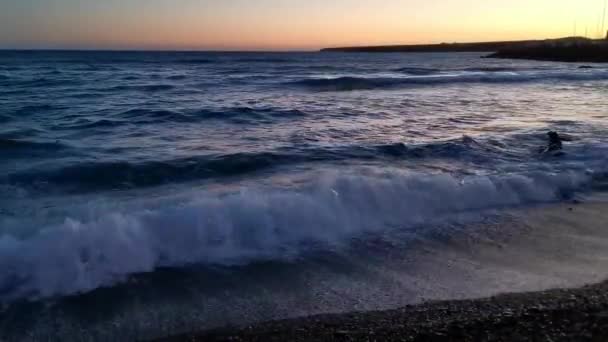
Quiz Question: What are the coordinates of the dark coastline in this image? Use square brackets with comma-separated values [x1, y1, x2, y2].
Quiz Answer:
[486, 42, 608, 63]
[320, 39, 544, 53]
[322, 37, 608, 64]
[159, 281, 608, 341]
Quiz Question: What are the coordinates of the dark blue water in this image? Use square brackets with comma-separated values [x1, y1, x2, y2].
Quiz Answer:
[1, 50, 608, 339]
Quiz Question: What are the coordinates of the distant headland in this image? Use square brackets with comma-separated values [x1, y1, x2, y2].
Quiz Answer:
[321, 39, 544, 53]
[321, 36, 608, 63]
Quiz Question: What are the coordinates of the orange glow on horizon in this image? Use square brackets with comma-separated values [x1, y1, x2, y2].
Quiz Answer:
[1, 0, 607, 50]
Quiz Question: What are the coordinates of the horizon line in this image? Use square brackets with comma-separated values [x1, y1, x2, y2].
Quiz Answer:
[0, 35, 600, 53]
[0, 47, 316, 53]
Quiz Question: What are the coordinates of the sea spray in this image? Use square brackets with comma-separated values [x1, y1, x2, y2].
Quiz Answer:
[0, 169, 590, 301]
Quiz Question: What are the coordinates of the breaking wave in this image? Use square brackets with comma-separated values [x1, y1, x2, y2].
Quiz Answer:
[108, 84, 175, 92]
[112, 106, 307, 126]
[288, 70, 608, 91]
[392, 67, 440, 75]
[0, 138, 67, 152]
[3, 139, 512, 190]
[0, 169, 591, 301]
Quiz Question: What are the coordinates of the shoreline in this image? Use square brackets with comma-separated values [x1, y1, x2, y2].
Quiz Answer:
[159, 280, 608, 341]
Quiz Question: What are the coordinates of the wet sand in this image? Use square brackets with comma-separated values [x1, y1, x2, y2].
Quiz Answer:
[159, 198, 608, 341]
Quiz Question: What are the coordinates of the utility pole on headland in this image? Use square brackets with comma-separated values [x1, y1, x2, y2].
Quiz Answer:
[602, 0, 608, 40]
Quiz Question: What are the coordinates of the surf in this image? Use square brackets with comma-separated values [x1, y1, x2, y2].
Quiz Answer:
[0, 168, 592, 301]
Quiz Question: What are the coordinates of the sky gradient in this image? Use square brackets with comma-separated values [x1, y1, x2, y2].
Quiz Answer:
[1, 0, 607, 50]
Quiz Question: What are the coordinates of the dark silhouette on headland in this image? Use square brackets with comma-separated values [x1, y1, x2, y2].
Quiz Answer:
[321, 39, 548, 53]
[322, 36, 608, 63]
[487, 37, 608, 63]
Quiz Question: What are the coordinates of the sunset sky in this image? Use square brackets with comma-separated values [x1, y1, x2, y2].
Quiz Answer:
[1, 0, 607, 50]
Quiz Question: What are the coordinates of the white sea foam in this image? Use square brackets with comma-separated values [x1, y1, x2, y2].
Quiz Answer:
[0, 169, 592, 301]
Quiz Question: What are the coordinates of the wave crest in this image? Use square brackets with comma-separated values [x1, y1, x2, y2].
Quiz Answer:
[288, 71, 608, 91]
[4, 139, 494, 190]
[0, 138, 67, 152]
[0, 169, 590, 301]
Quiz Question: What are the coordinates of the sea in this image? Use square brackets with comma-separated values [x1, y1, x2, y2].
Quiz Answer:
[1, 50, 608, 340]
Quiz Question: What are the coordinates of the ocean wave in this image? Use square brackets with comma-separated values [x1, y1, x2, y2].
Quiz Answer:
[6, 153, 287, 190]
[0, 66, 20, 72]
[50, 57, 294, 66]
[166, 75, 188, 80]
[288, 71, 608, 91]
[172, 59, 216, 65]
[14, 104, 61, 116]
[29, 58, 198, 65]
[114, 106, 308, 125]
[394, 66, 528, 75]
[55, 118, 128, 130]
[116, 109, 195, 123]
[45, 107, 310, 131]
[12, 78, 81, 88]
[233, 58, 294, 63]
[195, 107, 308, 121]
[461, 67, 519, 72]
[0, 169, 590, 301]
[108, 84, 175, 92]
[392, 67, 440, 75]
[5, 153, 266, 190]
[172, 57, 294, 65]
[0, 138, 67, 152]
[4, 139, 497, 190]
[9, 131, 605, 191]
